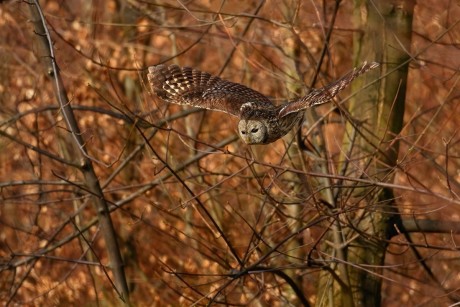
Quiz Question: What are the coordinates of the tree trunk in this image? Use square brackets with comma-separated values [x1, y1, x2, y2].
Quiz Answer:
[315, 1, 414, 306]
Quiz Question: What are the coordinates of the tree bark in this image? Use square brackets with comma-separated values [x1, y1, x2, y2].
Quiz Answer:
[315, 1, 414, 306]
[28, 1, 130, 304]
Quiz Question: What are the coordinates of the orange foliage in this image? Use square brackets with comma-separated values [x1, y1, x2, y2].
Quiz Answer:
[0, 0, 459, 306]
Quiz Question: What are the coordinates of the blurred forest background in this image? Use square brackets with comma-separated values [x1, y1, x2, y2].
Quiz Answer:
[0, 0, 459, 306]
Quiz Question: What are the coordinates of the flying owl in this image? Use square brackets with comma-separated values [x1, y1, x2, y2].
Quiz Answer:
[147, 62, 379, 144]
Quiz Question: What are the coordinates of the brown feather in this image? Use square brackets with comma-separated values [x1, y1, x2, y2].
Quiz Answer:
[277, 61, 379, 118]
[147, 65, 274, 116]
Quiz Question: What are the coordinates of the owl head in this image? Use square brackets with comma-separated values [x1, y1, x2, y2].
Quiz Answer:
[237, 119, 268, 144]
[148, 62, 379, 145]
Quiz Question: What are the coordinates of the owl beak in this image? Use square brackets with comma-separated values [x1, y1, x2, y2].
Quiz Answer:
[242, 136, 253, 144]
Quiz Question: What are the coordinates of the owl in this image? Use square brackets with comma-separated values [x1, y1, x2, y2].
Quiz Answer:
[147, 62, 379, 144]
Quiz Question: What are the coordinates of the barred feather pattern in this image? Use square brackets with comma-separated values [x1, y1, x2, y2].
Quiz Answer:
[147, 65, 274, 117]
[147, 62, 379, 144]
[277, 61, 380, 118]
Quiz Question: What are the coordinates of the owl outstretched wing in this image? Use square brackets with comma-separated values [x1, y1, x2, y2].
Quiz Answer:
[277, 61, 379, 118]
[147, 64, 274, 117]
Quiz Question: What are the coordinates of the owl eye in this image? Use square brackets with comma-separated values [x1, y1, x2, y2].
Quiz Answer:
[251, 128, 259, 133]
[241, 131, 246, 135]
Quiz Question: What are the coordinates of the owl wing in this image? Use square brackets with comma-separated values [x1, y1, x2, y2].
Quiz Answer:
[147, 64, 274, 117]
[277, 61, 379, 118]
